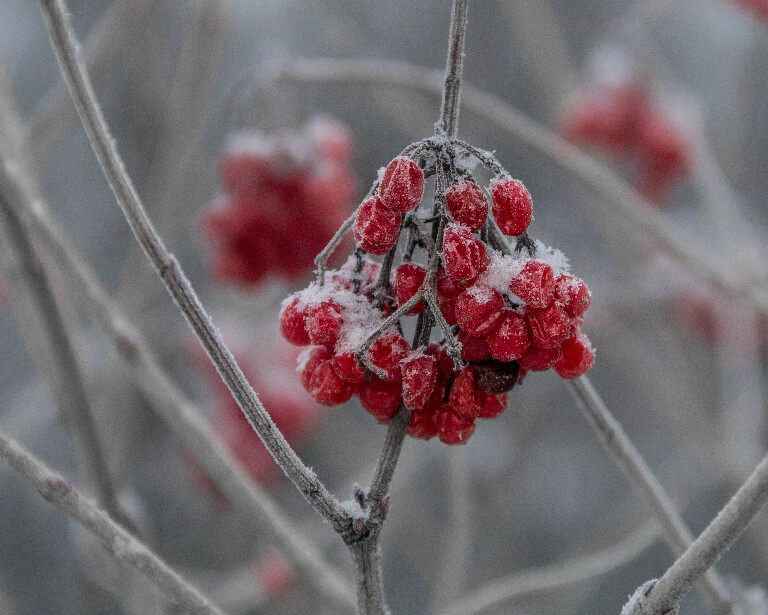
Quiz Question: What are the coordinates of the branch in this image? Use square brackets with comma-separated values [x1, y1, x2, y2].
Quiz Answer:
[0, 429, 222, 615]
[628, 451, 768, 615]
[566, 376, 735, 615]
[36, 0, 351, 533]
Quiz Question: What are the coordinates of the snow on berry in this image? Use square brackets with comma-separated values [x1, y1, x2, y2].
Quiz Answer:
[490, 178, 533, 236]
[332, 352, 368, 384]
[380, 156, 425, 212]
[455, 285, 505, 335]
[279, 297, 311, 346]
[445, 180, 489, 231]
[354, 195, 402, 255]
[555, 274, 592, 318]
[448, 366, 482, 418]
[510, 260, 555, 309]
[306, 300, 343, 348]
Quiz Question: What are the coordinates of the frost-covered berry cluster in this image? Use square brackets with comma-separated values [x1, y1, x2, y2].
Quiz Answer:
[202, 118, 356, 285]
[279, 136, 595, 445]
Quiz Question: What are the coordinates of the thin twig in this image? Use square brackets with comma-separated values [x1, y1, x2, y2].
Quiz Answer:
[0, 429, 223, 615]
[0, 157, 356, 611]
[629, 449, 768, 615]
[566, 376, 735, 615]
[36, 0, 351, 533]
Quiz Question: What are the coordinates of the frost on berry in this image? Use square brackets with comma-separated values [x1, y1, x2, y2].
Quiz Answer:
[437, 404, 477, 445]
[555, 274, 591, 318]
[306, 300, 343, 348]
[510, 260, 555, 308]
[525, 303, 571, 349]
[517, 344, 562, 371]
[299, 346, 332, 391]
[354, 195, 402, 255]
[490, 178, 533, 236]
[308, 360, 354, 406]
[554, 332, 595, 379]
[401, 354, 437, 411]
[443, 224, 490, 286]
[394, 263, 427, 314]
[369, 333, 411, 381]
[380, 156, 425, 213]
[458, 330, 492, 362]
[279, 298, 311, 346]
[477, 390, 508, 419]
[454, 285, 504, 336]
[332, 352, 368, 384]
[486, 310, 530, 361]
[448, 366, 482, 418]
[359, 378, 403, 423]
[446, 180, 488, 232]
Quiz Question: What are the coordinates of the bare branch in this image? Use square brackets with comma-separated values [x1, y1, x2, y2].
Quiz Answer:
[36, 0, 351, 533]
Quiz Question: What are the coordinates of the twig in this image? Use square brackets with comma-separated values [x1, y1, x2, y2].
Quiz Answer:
[439, 0, 469, 137]
[628, 449, 768, 615]
[36, 0, 351, 533]
[0, 157, 356, 612]
[441, 520, 660, 615]
[566, 376, 736, 615]
[0, 429, 222, 615]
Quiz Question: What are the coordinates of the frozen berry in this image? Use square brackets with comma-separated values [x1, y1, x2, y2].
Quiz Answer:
[308, 360, 353, 406]
[517, 344, 562, 371]
[525, 303, 571, 349]
[458, 330, 492, 362]
[394, 263, 427, 314]
[437, 405, 476, 445]
[555, 274, 591, 318]
[408, 400, 440, 439]
[354, 196, 402, 255]
[491, 178, 533, 236]
[448, 366, 481, 418]
[486, 309, 530, 361]
[380, 156, 424, 213]
[331, 352, 368, 384]
[554, 332, 595, 379]
[454, 286, 504, 336]
[306, 300, 343, 347]
[401, 354, 437, 410]
[473, 359, 521, 394]
[299, 346, 332, 391]
[445, 180, 488, 232]
[476, 390, 508, 419]
[359, 378, 403, 422]
[443, 224, 490, 286]
[279, 298, 311, 345]
[369, 333, 411, 381]
[510, 260, 555, 308]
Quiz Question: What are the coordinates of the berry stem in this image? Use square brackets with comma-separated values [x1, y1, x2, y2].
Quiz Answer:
[440, 0, 469, 139]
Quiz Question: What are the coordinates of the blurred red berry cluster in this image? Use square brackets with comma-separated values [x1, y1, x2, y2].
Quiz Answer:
[201, 118, 356, 286]
[730, 0, 768, 23]
[560, 83, 692, 204]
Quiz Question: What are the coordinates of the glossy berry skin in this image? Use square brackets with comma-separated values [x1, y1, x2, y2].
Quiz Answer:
[445, 180, 489, 232]
[454, 286, 504, 336]
[308, 360, 353, 406]
[554, 332, 595, 379]
[555, 274, 591, 318]
[491, 179, 533, 236]
[442, 225, 490, 286]
[369, 333, 411, 381]
[354, 195, 402, 255]
[517, 344, 562, 371]
[486, 309, 530, 361]
[401, 354, 437, 411]
[437, 405, 476, 445]
[448, 366, 482, 418]
[394, 263, 427, 314]
[300, 346, 332, 391]
[458, 330, 492, 362]
[510, 260, 555, 308]
[331, 352, 368, 384]
[306, 301, 343, 348]
[359, 378, 403, 422]
[525, 303, 571, 349]
[380, 157, 425, 213]
[279, 298, 311, 346]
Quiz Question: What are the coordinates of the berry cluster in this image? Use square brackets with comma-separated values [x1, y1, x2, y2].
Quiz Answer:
[560, 83, 692, 204]
[280, 138, 594, 445]
[202, 118, 356, 286]
[731, 0, 768, 23]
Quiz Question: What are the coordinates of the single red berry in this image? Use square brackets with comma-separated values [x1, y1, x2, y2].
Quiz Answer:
[525, 303, 571, 349]
[401, 354, 437, 411]
[354, 195, 402, 255]
[517, 344, 562, 371]
[369, 333, 411, 381]
[331, 352, 368, 384]
[448, 366, 481, 418]
[555, 274, 591, 318]
[442, 224, 490, 286]
[454, 286, 505, 336]
[428, 343, 456, 390]
[437, 404, 476, 445]
[554, 332, 595, 379]
[476, 390, 508, 419]
[254, 551, 297, 598]
[437, 291, 458, 325]
[486, 309, 530, 361]
[306, 300, 343, 348]
[279, 298, 311, 346]
[299, 346, 332, 391]
[491, 178, 533, 236]
[358, 378, 403, 422]
[473, 359, 521, 394]
[394, 263, 427, 314]
[437, 267, 467, 297]
[380, 156, 424, 213]
[308, 360, 353, 406]
[445, 180, 489, 232]
[408, 400, 440, 439]
[458, 330, 492, 362]
[510, 260, 555, 308]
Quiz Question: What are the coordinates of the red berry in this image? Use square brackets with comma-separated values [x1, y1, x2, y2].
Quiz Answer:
[437, 405, 476, 445]
[510, 261, 555, 308]
[308, 360, 353, 406]
[448, 366, 481, 418]
[555, 274, 591, 318]
[445, 180, 488, 232]
[486, 309, 530, 361]
[442, 224, 490, 286]
[358, 378, 403, 422]
[437, 292, 458, 325]
[458, 330, 491, 362]
[437, 267, 466, 297]
[299, 346, 332, 391]
[331, 352, 367, 384]
[306, 300, 343, 348]
[380, 156, 424, 213]
[369, 333, 411, 381]
[454, 286, 504, 336]
[408, 400, 440, 439]
[476, 390, 508, 419]
[554, 332, 595, 379]
[394, 263, 427, 314]
[525, 303, 571, 349]
[517, 344, 562, 371]
[491, 178, 533, 236]
[401, 354, 437, 411]
[279, 298, 311, 345]
[354, 195, 402, 255]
